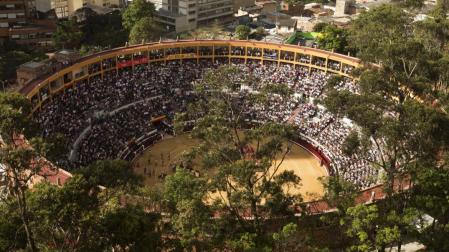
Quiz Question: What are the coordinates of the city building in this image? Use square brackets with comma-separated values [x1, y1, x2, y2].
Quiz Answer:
[51, 0, 124, 18]
[151, 0, 234, 33]
[0, 0, 56, 48]
[276, 18, 296, 33]
[255, 0, 277, 13]
[36, 0, 51, 12]
[16, 49, 79, 87]
[281, 0, 304, 16]
[233, 0, 253, 13]
[16, 61, 50, 86]
[334, 0, 354, 16]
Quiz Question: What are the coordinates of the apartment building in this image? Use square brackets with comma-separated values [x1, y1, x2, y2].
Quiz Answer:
[233, 0, 253, 13]
[153, 0, 234, 32]
[51, 0, 124, 18]
[0, 0, 31, 29]
[0, 0, 56, 48]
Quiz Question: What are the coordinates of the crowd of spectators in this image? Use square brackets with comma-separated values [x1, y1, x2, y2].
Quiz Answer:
[293, 101, 378, 187]
[33, 60, 378, 188]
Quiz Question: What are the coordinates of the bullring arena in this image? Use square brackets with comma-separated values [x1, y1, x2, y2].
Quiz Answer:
[20, 40, 387, 209]
[133, 134, 327, 201]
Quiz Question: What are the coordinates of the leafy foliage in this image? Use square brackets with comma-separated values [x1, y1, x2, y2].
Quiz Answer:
[0, 201, 27, 251]
[316, 24, 349, 53]
[235, 25, 251, 40]
[129, 17, 163, 44]
[162, 169, 212, 249]
[122, 0, 156, 31]
[349, 5, 412, 64]
[322, 4, 449, 251]
[81, 10, 128, 48]
[53, 18, 84, 49]
[175, 65, 302, 248]
[76, 159, 142, 189]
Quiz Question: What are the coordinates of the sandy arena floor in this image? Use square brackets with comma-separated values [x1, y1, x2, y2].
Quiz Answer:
[133, 134, 327, 201]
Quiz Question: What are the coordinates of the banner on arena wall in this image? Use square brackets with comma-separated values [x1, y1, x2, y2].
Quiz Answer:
[117, 57, 149, 68]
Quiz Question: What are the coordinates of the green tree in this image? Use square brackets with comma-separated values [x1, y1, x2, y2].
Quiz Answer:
[0, 92, 43, 252]
[175, 65, 302, 248]
[0, 40, 47, 81]
[24, 172, 161, 251]
[27, 176, 104, 251]
[349, 4, 412, 64]
[315, 176, 358, 249]
[129, 17, 163, 44]
[0, 201, 27, 251]
[413, 0, 449, 94]
[343, 204, 381, 251]
[100, 205, 162, 251]
[122, 0, 156, 31]
[35, 133, 69, 167]
[255, 26, 266, 37]
[81, 10, 128, 48]
[0, 51, 33, 81]
[324, 69, 449, 250]
[324, 4, 449, 251]
[76, 159, 142, 189]
[313, 22, 328, 32]
[272, 223, 299, 252]
[316, 24, 349, 53]
[162, 168, 213, 250]
[410, 156, 449, 251]
[53, 19, 84, 49]
[235, 25, 251, 40]
[342, 204, 418, 252]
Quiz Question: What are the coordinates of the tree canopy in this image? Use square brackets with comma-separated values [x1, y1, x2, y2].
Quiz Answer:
[129, 17, 163, 44]
[316, 24, 349, 53]
[235, 25, 251, 40]
[321, 3, 449, 251]
[53, 18, 84, 49]
[122, 0, 156, 31]
[174, 65, 302, 249]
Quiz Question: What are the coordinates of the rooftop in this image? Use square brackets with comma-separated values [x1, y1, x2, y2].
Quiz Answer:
[20, 61, 46, 70]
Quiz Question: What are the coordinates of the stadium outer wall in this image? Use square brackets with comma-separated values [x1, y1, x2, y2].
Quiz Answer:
[19, 40, 403, 214]
[19, 39, 361, 112]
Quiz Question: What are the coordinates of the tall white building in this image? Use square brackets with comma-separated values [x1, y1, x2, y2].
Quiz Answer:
[152, 0, 234, 32]
[334, 0, 352, 16]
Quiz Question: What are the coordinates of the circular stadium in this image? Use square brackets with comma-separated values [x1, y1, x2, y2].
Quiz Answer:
[21, 40, 381, 205]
